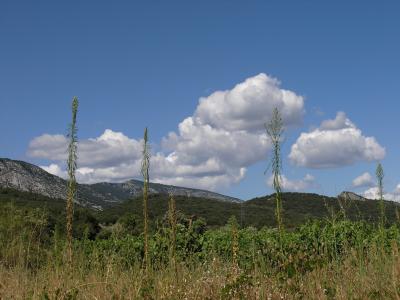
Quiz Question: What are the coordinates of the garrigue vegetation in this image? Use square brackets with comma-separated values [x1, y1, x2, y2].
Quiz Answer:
[1, 195, 400, 299]
[1, 106, 400, 299]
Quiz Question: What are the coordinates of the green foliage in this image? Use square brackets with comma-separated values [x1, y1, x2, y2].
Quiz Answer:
[0, 189, 100, 241]
[117, 213, 140, 235]
[0, 202, 49, 268]
[99, 192, 400, 232]
[2, 189, 400, 272]
[2, 199, 400, 298]
[3, 187, 400, 234]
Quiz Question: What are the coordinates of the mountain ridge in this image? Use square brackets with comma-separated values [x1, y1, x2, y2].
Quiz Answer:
[0, 158, 241, 209]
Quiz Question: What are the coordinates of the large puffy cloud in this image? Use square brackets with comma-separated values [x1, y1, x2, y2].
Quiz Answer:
[352, 172, 375, 188]
[289, 112, 385, 168]
[193, 73, 304, 132]
[155, 73, 303, 189]
[161, 117, 270, 170]
[267, 174, 317, 192]
[27, 73, 305, 190]
[32, 129, 249, 188]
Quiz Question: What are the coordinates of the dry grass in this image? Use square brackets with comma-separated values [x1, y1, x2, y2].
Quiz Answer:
[1, 245, 400, 299]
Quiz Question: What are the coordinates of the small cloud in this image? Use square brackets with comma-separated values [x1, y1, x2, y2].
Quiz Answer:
[40, 164, 67, 178]
[352, 172, 375, 188]
[313, 107, 325, 117]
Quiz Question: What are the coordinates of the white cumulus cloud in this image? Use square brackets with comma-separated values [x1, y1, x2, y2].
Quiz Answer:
[29, 129, 143, 169]
[28, 73, 305, 191]
[289, 112, 385, 168]
[34, 129, 144, 183]
[193, 73, 304, 132]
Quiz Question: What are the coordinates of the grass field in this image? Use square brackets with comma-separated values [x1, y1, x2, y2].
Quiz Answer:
[1, 193, 400, 299]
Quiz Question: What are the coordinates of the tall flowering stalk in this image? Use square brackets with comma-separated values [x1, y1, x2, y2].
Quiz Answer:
[265, 108, 284, 235]
[376, 163, 385, 228]
[168, 191, 177, 273]
[66, 97, 78, 264]
[141, 127, 150, 272]
[229, 216, 240, 278]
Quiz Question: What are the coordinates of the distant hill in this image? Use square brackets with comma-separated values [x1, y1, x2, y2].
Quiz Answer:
[100, 192, 400, 229]
[1, 186, 400, 229]
[0, 158, 241, 209]
[2, 158, 400, 229]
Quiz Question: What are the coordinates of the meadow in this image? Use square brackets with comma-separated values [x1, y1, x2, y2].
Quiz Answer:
[1, 196, 400, 299]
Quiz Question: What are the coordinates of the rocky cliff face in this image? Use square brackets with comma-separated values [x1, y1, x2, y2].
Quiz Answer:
[0, 158, 67, 198]
[338, 191, 367, 201]
[0, 158, 241, 209]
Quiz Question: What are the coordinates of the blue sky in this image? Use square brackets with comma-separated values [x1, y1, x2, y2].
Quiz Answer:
[1, 1, 399, 200]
